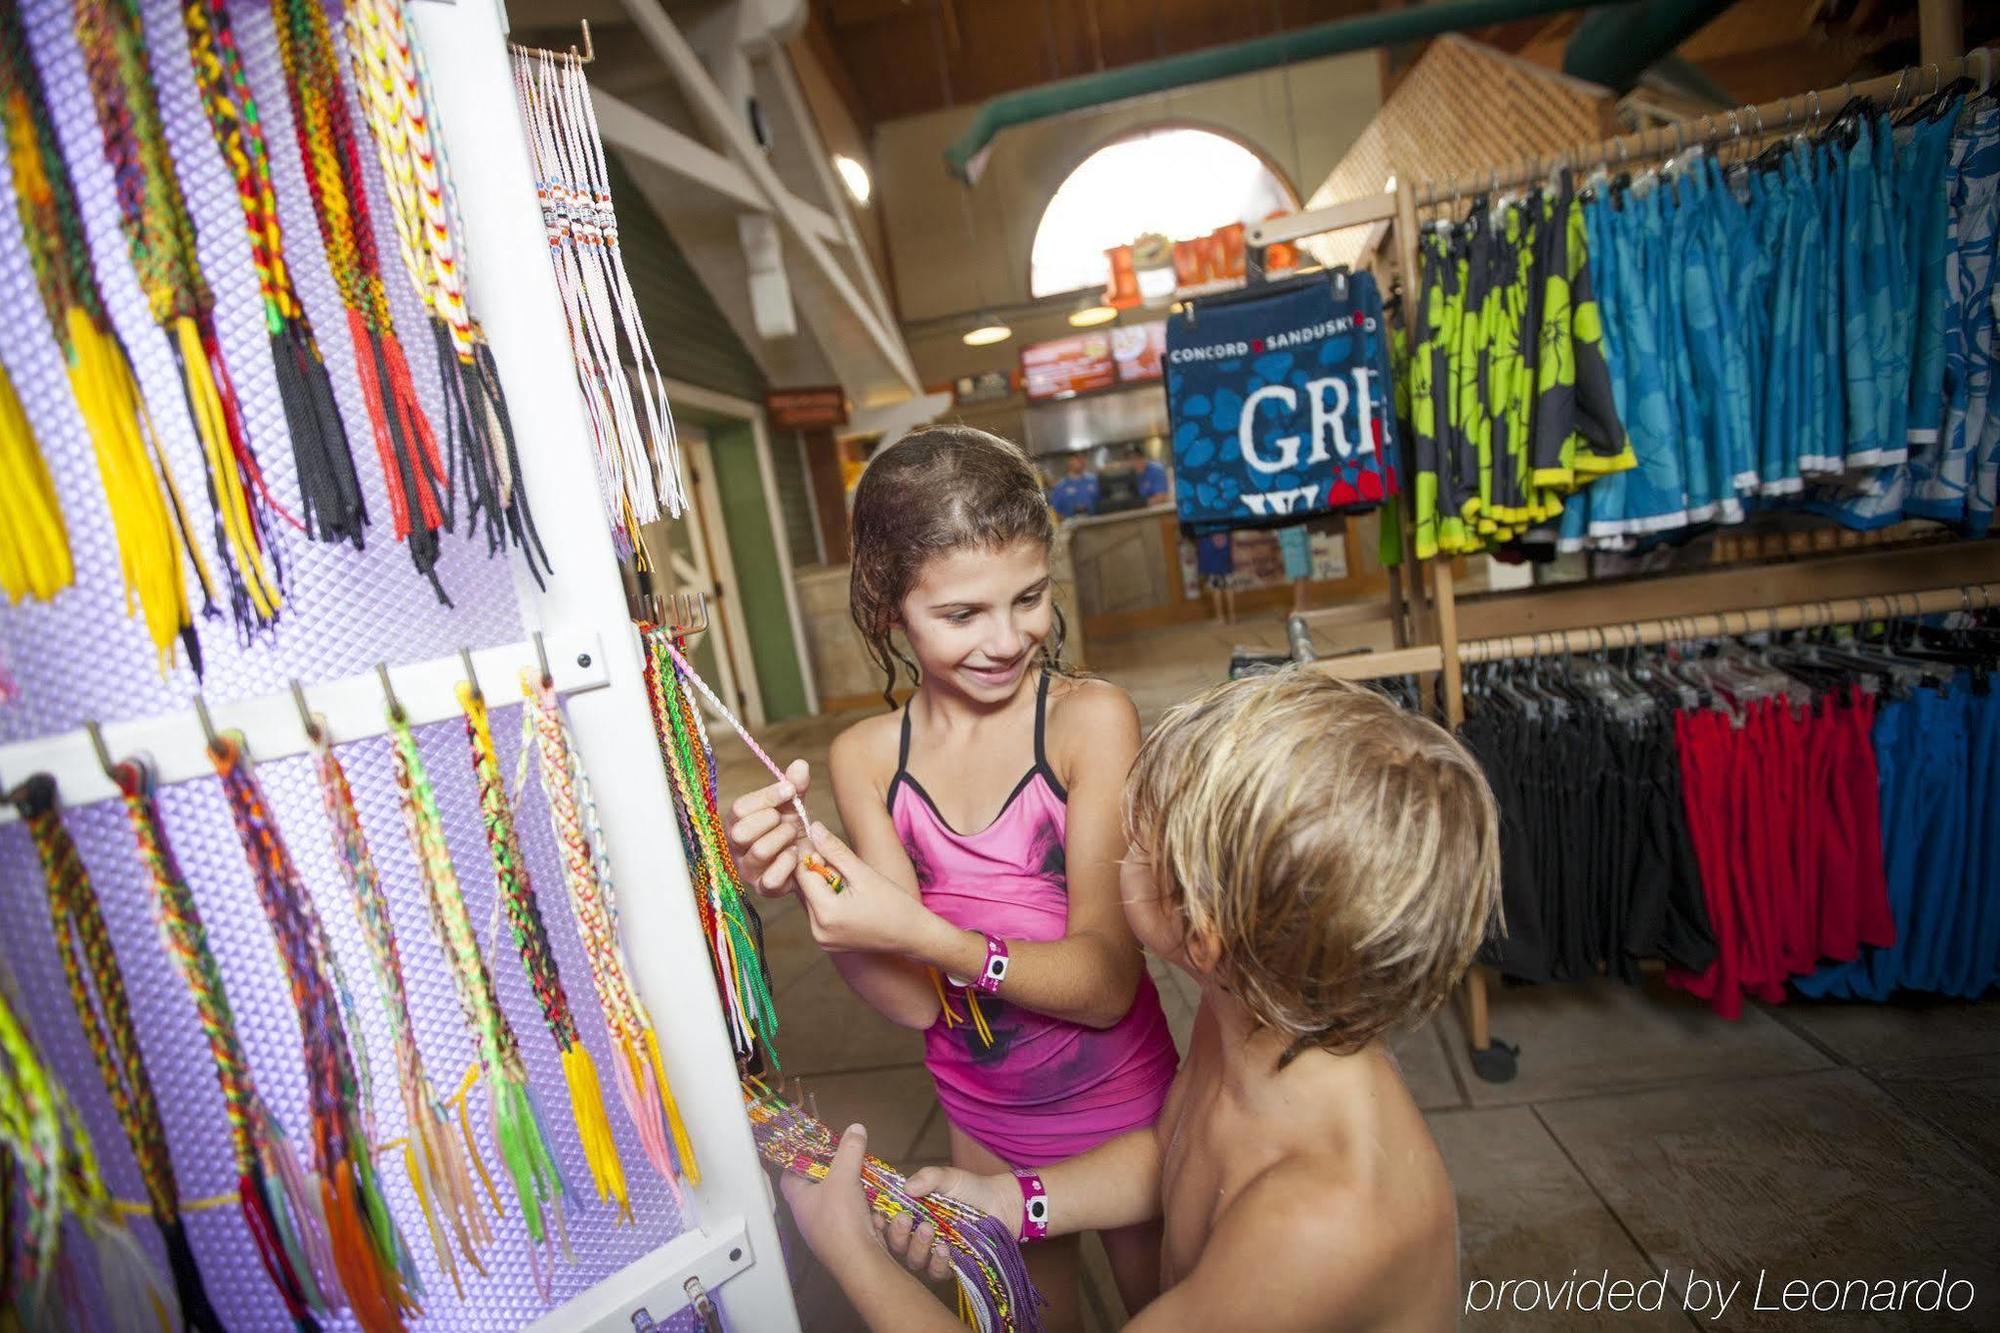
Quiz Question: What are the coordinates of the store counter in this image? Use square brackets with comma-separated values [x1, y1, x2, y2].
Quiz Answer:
[1066, 507, 1183, 625]
[1065, 506, 1393, 637]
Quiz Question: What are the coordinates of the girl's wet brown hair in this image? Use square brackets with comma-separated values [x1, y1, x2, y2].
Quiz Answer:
[849, 425, 1068, 708]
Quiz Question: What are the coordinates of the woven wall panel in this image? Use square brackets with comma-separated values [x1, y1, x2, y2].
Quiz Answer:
[0, 0, 524, 745]
[0, 0, 700, 1325]
[1301, 35, 1615, 269]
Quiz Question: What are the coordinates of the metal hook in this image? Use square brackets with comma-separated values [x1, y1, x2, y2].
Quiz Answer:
[572, 18, 595, 64]
[533, 630, 553, 688]
[193, 693, 223, 756]
[1893, 69, 1908, 109]
[377, 663, 406, 723]
[461, 647, 483, 702]
[84, 720, 117, 782]
[291, 679, 322, 744]
[1806, 89, 1821, 134]
[672, 591, 710, 637]
[1974, 48, 1993, 95]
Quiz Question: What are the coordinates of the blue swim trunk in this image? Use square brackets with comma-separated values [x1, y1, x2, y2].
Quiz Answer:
[1276, 525, 1313, 581]
[1195, 531, 1235, 578]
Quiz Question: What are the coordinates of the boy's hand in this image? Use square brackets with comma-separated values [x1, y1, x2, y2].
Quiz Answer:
[794, 823, 937, 956]
[872, 1209, 954, 1285]
[781, 1123, 878, 1264]
[906, 1165, 1023, 1241]
[727, 759, 812, 897]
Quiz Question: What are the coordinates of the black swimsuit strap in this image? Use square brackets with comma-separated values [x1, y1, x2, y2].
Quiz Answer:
[897, 699, 914, 775]
[1034, 668, 1053, 773]
[893, 669, 1060, 794]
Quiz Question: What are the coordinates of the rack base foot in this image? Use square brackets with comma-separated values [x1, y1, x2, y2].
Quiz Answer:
[1469, 1039, 1519, 1084]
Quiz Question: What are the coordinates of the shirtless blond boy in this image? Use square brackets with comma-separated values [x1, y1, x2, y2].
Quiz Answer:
[784, 670, 1500, 1331]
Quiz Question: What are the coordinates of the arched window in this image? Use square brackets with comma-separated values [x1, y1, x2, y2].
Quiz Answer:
[1029, 126, 1297, 299]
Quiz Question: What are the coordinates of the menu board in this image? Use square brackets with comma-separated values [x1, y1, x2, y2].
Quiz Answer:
[1022, 333, 1116, 401]
[1112, 320, 1167, 384]
[1022, 321, 1168, 402]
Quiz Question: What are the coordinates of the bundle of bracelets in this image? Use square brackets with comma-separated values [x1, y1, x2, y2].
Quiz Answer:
[210, 738, 419, 1332]
[9, 773, 223, 1331]
[384, 708, 570, 1297]
[309, 722, 492, 1296]
[345, 0, 548, 583]
[0, 945, 166, 1330]
[109, 754, 334, 1328]
[177, 0, 363, 547]
[272, 0, 453, 599]
[0, 360, 73, 603]
[519, 671, 698, 1199]
[74, 0, 289, 638]
[457, 680, 623, 1219]
[742, 1078, 1045, 1333]
[0, 0, 212, 670]
[0, 962, 176, 1333]
[639, 623, 777, 1063]
[509, 45, 683, 553]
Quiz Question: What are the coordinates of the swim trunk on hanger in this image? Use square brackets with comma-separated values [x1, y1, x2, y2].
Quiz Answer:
[1195, 530, 1234, 580]
[1914, 99, 2000, 526]
[1275, 524, 1312, 581]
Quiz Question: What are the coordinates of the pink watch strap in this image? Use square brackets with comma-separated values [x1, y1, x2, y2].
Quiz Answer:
[1015, 1169, 1050, 1241]
[974, 934, 1010, 994]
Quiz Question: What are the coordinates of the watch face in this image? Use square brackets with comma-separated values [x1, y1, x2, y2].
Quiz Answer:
[1027, 1195, 1048, 1223]
[985, 954, 1009, 983]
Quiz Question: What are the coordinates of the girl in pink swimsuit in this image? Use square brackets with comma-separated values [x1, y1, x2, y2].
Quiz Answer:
[727, 426, 1178, 1329]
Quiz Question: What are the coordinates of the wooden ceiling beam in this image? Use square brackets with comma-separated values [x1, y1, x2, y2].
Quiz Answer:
[802, 5, 875, 134]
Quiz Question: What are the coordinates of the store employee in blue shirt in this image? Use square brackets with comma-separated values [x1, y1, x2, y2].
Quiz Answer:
[1050, 452, 1100, 518]
[1130, 443, 1171, 505]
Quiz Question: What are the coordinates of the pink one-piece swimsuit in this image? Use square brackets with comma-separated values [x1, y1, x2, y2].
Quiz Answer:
[888, 671, 1178, 1167]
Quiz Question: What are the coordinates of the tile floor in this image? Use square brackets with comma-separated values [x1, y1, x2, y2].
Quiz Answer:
[713, 616, 2000, 1331]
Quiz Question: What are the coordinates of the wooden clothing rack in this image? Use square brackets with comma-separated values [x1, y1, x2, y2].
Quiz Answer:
[1253, 46, 1999, 1083]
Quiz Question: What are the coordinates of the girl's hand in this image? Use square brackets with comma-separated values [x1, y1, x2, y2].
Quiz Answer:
[795, 823, 940, 956]
[907, 1165, 1023, 1242]
[727, 759, 812, 897]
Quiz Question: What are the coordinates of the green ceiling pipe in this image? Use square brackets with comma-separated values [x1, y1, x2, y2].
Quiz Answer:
[943, 0, 1627, 182]
[1561, 0, 1737, 93]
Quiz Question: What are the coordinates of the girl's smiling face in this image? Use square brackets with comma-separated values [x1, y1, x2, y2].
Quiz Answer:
[897, 538, 1053, 703]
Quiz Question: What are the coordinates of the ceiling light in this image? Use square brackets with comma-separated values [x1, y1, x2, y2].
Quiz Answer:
[962, 315, 1013, 346]
[833, 154, 871, 205]
[1068, 303, 1117, 328]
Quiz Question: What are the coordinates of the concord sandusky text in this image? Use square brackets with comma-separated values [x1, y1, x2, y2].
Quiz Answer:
[1465, 1269, 1976, 1320]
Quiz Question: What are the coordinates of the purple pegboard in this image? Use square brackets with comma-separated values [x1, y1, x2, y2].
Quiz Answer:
[0, 0, 523, 744]
[0, 0, 693, 1325]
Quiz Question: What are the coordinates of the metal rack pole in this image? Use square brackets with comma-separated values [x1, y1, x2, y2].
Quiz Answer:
[1416, 48, 1993, 208]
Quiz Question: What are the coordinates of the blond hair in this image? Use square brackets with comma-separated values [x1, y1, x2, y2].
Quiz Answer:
[1125, 669, 1500, 1064]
